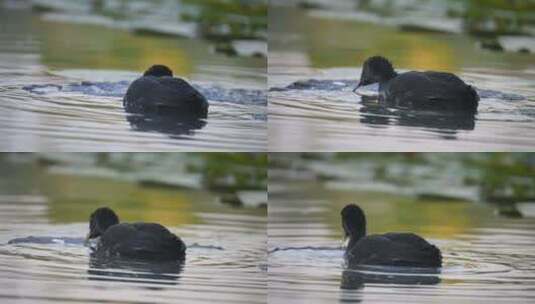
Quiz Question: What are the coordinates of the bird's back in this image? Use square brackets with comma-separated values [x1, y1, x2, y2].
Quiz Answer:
[384, 71, 479, 113]
[346, 232, 442, 268]
[97, 222, 186, 261]
[123, 76, 208, 117]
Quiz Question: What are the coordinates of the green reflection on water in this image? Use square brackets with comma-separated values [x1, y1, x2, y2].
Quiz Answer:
[465, 154, 535, 203]
[200, 153, 268, 191]
[32, 16, 264, 74]
[272, 7, 535, 72]
[463, 0, 535, 36]
[0, 154, 266, 226]
[41, 174, 199, 226]
[272, 153, 534, 239]
[324, 190, 491, 239]
[182, 0, 267, 40]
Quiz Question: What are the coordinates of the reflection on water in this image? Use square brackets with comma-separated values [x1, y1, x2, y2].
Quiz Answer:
[88, 257, 184, 285]
[341, 267, 441, 290]
[8, 236, 84, 245]
[268, 154, 535, 304]
[0, 154, 267, 303]
[269, 6, 535, 151]
[126, 113, 207, 138]
[358, 97, 476, 138]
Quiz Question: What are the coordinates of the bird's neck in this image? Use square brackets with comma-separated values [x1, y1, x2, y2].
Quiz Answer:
[380, 71, 397, 84]
[348, 229, 366, 249]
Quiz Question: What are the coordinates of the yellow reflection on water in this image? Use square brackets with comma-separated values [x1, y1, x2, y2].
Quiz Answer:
[41, 173, 199, 226]
[402, 37, 458, 71]
[305, 18, 460, 72]
[324, 190, 493, 239]
[275, 7, 534, 72]
[33, 16, 202, 75]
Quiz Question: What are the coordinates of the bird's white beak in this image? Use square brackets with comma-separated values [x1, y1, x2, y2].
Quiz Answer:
[341, 235, 349, 248]
[84, 233, 90, 246]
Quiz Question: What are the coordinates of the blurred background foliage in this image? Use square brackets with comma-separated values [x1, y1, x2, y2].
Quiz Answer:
[0, 153, 267, 225]
[271, 153, 535, 219]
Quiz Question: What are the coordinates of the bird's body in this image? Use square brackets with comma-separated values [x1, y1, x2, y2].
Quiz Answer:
[123, 65, 208, 117]
[95, 222, 186, 261]
[346, 232, 442, 268]
[87, 207, 186, 261]
[356, 56, 479, 114]
[381, 71, 479, 113]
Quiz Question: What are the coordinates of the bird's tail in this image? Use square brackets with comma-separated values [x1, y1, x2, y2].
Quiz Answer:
[468, 85, 480, 113]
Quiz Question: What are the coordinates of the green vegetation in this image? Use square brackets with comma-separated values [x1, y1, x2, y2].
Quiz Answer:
[0, 153, 267, 224]
[276, 0, 535, 69]
[35, 17, 196, 73]
[182, 0, 268, 41]
[272, 153, 535, 207]
[192, 153, 268, 191]
[35, 16, 262, 73]
[464, 153, 535, 203]
[323, 190, 490, 239]
[460, 0, 535, 36]
[30, 0, 268, 61]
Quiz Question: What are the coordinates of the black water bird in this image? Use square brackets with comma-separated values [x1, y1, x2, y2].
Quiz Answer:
[354, 56, 479, 113]
[86, 207, 186, 261]
[124, 65, 208, 118]
[341, 204, 442, 268]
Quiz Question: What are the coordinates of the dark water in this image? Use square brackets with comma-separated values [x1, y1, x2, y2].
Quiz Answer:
[268, 154, 535, 303]
[0, 154, 267, 303]
[0, 4, 266, 151]
[268, 6, 535, 151]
